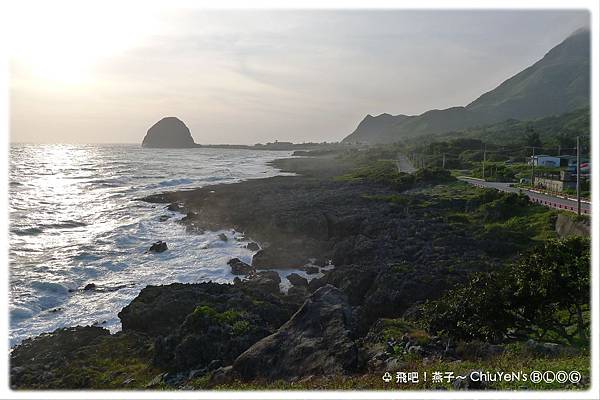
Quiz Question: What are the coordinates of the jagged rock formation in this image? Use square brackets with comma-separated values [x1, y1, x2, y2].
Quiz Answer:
[555, 213, 590, 238]
[230, 285, 359, 381]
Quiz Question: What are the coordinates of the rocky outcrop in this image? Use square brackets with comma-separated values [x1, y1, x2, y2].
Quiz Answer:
[118, 281, 296, 372]
[286, 273, 308, 287]
[149, 240, 168, 252]
[239, 271, 282, 295]
[555, 213, 590, 238]
[230, 285, 359, 381]
[10, 326, 154, 389]
[143, 156, 496, 275]
[142, 117, 197, 148]
[227, 258, 254, 275]
[118, 281, 292, 338]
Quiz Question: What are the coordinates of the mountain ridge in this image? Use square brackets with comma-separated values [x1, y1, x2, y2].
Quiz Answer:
[343, 28, 590, 144]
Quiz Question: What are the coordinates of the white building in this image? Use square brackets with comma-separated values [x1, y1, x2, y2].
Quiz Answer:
[530, 155, 560, 167]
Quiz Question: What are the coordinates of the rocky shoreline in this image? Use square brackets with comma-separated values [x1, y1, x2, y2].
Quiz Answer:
[9, 154, 587, 390]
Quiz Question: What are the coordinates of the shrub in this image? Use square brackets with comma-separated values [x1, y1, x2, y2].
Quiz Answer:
[422, 237, 590, 345]
[477, 192, 530, 222]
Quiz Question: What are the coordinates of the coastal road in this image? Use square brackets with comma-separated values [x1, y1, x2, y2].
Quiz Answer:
[458, 177, 591, 215]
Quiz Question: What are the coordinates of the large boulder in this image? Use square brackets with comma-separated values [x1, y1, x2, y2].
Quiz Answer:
[142, 117, 197, 148]
[240, 271, 281, 295]
[118, 282, 291, 338]
[119, 281, 295, 372]
[286, 273, 308, 287]
[227, 258, 254, 275]
[555, 213, 590, 238]
[230, 285, 359, 381]
[119, 283, 231, 336]
[149, 240, 168, 253]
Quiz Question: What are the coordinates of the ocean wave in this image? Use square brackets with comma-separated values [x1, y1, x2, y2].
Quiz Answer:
[9, 144, 291, 345]
[72, 252, 102, 261]
[10, 306, 35, 322]
[157, 178, 194, 187]
[42, 220, 88, 229]
[30, 280, 71, 294]
[88, 178, 126, 187]
[203, 175, 234, 182]
[12, 227, 43, 236]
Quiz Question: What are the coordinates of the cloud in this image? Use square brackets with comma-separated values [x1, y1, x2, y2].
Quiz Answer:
[10, 9, 590, 144]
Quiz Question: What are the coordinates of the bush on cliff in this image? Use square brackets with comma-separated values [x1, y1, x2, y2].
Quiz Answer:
[422, 236, 590, 345]
[339, 160, 454, 191]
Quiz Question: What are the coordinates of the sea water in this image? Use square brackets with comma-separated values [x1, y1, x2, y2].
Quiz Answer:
[9, 144, 304, 346]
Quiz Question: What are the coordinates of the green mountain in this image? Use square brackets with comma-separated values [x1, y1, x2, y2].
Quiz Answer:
[343, 28, 590, 144]
[439, 107, 590, 147]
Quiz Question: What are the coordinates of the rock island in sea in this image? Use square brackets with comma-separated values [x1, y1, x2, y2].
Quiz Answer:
[142, 117, 198, 148]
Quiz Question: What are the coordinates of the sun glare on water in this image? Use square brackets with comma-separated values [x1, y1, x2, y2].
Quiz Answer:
[8, 0, 161, 86]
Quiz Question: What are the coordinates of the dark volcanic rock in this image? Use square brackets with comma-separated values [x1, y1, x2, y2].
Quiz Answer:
[286, 273, 308, 287]
[83, 283, 96, 291]
[10, 327, 153, 389]
[321, 264, 378, 306]
[149, 241, 168, 253]
[303, 265, 320, 274]
[118, 282, 286, 337]
[245, 242, 260, 251]
[251, 247, 311, 269]
[143, 281, 294, 371]
[227, 258, 254, 275]
[10, 326, 109, 388]
[241, 271, 281, 295]
[118, 283, 220, 336]
[230, 285, 359, 381]
[142, 117, 196, 148]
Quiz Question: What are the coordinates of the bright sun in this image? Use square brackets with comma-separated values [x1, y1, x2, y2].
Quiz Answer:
[8, 0, 159, 85]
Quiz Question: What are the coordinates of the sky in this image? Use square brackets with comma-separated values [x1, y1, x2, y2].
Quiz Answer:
[8, 5, 590, 144]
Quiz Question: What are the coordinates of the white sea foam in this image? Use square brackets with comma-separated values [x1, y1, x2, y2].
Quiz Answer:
[9, 144, 299, 346]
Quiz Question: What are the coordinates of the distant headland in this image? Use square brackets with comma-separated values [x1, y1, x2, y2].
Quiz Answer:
[142, 116, 354, 151]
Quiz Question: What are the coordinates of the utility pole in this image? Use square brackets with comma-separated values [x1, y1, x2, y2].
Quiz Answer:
[530, 146, 535, 188]
[442, 153, 446, 169]
[577, 136, 581, 215]
[482, 144, 486, 179]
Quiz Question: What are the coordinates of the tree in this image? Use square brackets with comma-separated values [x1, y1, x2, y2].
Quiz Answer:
[556, 132, 576, 154]
[422, 272, 514, 343]
[422, 237, 590, 344]
[524, 126, 542, 148]
[510, 236, 590, 343]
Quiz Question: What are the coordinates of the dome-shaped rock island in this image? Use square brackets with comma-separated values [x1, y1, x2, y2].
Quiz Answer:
[142, 117, 198, 148]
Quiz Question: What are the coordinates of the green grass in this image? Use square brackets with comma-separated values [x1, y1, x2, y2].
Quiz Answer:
[192, 305, 245, 325]
[379, 318, 430, 346]
[336, 160, 414, 189]
[16, 333, 160, 390]
[362, 193, 410, 206]
[413, 181, 558, 242]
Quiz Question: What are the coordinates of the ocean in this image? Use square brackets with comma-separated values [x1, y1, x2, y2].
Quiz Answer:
[8, 144, 301, 346]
